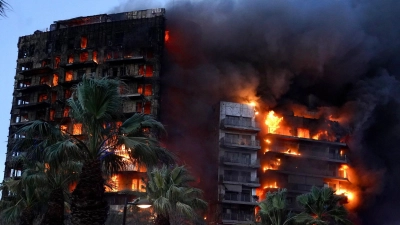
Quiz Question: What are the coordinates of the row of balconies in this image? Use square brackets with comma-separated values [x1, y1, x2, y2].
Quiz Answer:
[270, 166, 347, 180]
[221, 137, 260, 149]
[266, 144, 347, 162]
[222, 213, 254, 222]
[221, 175, 260, 186]
[222, 117, 260, 131]
[222, 193, 258, 204]
[220, 156, 260, 168]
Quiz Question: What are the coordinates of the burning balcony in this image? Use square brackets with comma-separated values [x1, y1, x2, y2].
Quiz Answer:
[221, 137, 260, 150]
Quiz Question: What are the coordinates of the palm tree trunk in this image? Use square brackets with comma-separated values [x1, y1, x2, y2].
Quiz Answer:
[155, 214, 170, 225]
[41, 187, 64, 225]
[19, 206, 34, 225]
[70, 159, 109, 225]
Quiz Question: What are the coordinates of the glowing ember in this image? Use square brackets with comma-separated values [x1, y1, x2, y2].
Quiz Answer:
[265, 110, 283, 133]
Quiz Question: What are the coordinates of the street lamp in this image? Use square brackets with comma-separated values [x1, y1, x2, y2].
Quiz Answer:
[122, 197, 152, 225]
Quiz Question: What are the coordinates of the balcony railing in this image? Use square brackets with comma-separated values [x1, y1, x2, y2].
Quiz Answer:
[221, 156, 260, 168]
[267, 144, 347, 162]
[223, 118, 260, 130]
[223, 193, 258, 203]
[222, 175, 259, 184]
[276, 166, 346, 179]
[222, 213, 255, 222]
[222, 137, 260, 148]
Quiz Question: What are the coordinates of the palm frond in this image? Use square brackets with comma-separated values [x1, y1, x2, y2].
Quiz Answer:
[0, 0, 10, 17]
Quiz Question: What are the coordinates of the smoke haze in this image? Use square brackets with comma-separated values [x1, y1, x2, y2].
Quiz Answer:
[114, 0, 400, 224]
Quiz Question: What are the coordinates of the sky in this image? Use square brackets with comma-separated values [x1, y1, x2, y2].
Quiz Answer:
[0, 0, 168, 183]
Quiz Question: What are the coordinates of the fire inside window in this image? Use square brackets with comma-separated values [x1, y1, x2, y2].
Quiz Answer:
[138, 65, 154, 77]
[136, 102, 151, 114]
[38, 93, 48, 102]
[60, 124, 68, 133]
[80, 52, 89, 62]
[64, 89, 72, 99]
[54, 56, 61, 68]
[51, 91, 57, 104]
[40, 76, 50, 86]
[80, 36, 87, 49]
[92, 51, 98, 63]
[73, 123, 82, 135]
[49, 109, 55, 121]
[68, 55, 74, 64]
[297, 128, 310, 138]
[65, 71, 73, 81]
[63, 107, 70, 117]
[53, 74, 59, 86]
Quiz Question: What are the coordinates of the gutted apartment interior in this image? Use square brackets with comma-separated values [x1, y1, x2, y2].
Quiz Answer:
[4, 9, 166, 204]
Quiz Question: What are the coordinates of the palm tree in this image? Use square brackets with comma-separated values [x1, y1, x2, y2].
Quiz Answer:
[0, 163, 45, 225]
[9, 119, 82, 225]
[7, 77, 172, 224]
[146, 165, 208, 225]
[258, 189, 295, 225]
[61, 77, 171, 224]
[0, 0, 9, 17]
[295, 186, 353, 225]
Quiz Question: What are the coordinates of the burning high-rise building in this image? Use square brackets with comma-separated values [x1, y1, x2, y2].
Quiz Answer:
[214, 101, 355, 224]
[3, 9, 166, 207]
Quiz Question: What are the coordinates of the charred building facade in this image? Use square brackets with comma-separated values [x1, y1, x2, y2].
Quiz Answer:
[4, 9, 166, 203]
[216, 102, 352, 224]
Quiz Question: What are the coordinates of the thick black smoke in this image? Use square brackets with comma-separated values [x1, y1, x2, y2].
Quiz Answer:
[114, 0, 400, 224]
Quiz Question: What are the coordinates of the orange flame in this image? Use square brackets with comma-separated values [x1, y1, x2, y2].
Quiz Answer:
[265, 111, 283, 133]
[165, 31, 170, 42]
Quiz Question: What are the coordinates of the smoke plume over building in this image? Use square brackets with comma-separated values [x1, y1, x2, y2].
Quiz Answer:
[115, 0, 400, 224]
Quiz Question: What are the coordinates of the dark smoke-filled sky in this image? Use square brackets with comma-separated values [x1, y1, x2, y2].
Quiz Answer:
[113, 0, 400, 224]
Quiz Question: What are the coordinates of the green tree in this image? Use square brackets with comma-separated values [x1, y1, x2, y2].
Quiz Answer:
[295, 186, 352, 225]
[146, 165, 208, 225]
[258, 189, 295, 225]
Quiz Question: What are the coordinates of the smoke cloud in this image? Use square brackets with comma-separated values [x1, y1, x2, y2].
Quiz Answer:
[114, 0, 400, 224]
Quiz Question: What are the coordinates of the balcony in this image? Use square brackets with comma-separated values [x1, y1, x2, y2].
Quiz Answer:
[120, 93, 144, 99]
[222, 213, 255, 223]
[221, 156, 260, 168]
[14, 100, 50, 109]
[60, 60, 98, 69]
[222, 193, 258, 205]
[221, 137, 260, 150]
[222, 118, 260, 132]
[15, 83, 51, 92]
[266, 144, 347, 162]
[19, 66, 53, 76]
[105, 56, 145, 64]
[266, 133, 346, 146]
[221, 175, 260, 187]
[271, 166, 348, 180]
